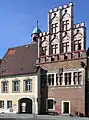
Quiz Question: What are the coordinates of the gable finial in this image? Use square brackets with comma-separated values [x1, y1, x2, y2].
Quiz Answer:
[36, 21, 38, 28]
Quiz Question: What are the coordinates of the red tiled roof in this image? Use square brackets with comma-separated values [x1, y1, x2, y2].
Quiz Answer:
[0, 43, 38, 76]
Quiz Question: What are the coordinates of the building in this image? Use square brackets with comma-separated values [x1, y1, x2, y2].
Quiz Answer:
[0, 2, 88, 116]
[37, 2, 87, 116]
[0, 42, 40, 114]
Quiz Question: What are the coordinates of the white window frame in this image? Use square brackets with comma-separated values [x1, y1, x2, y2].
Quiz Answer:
[62, 101, 70, 115]
[12, 80, 20, 92]
[24, 79, 32, 92]
[47, 73, 56, 86]
[63, 68, 84, 86]
[63, 72, 72, 85]
[1, 81, 8, 92]
[0, 101, 4, 109]
[46, 98, 55, 111]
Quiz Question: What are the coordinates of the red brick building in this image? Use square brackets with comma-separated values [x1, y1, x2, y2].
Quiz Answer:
[35, 2, 87, 116]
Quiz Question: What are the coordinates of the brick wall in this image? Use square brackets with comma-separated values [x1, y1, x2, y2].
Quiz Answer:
[48, 87, 85, 115]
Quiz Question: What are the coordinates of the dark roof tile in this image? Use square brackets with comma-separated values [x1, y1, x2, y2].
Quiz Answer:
[0, 43, 38, 76]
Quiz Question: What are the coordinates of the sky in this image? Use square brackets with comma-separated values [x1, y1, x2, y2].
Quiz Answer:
[0, 0, 89, 58]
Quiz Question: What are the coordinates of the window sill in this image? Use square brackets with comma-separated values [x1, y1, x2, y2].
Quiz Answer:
[23, 90, 32, 93]
[48, 109, 55, 111]
[12, 91, 20, 93]
[48, 84, 83, 88]
[1, 91, 8, 93]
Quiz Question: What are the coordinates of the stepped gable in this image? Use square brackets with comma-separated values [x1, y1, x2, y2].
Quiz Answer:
[0, 43, 38, 76]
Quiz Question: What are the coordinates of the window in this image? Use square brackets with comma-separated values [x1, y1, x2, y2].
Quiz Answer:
[51, 23, 58, 33]
[62, 20, 69, 31]
[48, 74, 54, 86]
[56, 73, 63, 85]
[47, 99, 55, 110]
[12, 80, 20, 92]
[62, 42, 69, 52]
[7, 101, 12, 108]
[2, 81, 8, 92]
[42, 46, 47, 56]
[0, 101, 4, 108]
[73, 72, 82, 85]
[24, 79, 32, 91]
[51, 44, 58, 54]
[74, 40, 81, 51]
[64, 73, 71, 85]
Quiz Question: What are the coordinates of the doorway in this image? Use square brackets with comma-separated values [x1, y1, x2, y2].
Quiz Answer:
[18, 98, 32, 113]
[62, 101, 70, 114]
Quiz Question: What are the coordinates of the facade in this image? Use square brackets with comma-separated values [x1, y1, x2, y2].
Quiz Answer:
[0, 2, 88, 116]
[0, 43, 41, 114]
[37, 2, 87, 116]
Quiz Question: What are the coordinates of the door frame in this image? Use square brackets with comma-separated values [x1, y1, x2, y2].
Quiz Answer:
[17, 96, 34, 113]
[18, 98, 32, 113]
[61, 101, 70, 115]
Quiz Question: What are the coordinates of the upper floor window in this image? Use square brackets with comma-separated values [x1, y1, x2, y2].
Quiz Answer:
[62, 42, 69, 52]
[24, 79, 32, 92]
[56, 73, 63, 85]
[48, 74, 54, 86]
[0, 101, 4, 108]
[42, 46, 47, 56]
[73, 72, 82, 85]
[55, 70, 82, 86]
[74, 40, 81, 51]
[12, 80, 20, 92]
[64, 73, 71, 85]
[1, 81, 8, 92]
[51, 23, 58, 33]
[62, 20, 69, 31]
[51, 44, 58, 54]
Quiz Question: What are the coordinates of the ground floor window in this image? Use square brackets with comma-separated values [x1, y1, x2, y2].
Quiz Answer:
[7, 100, 12, 108]
[62, 101, 70, 114]
[47, 98, 55, 110]
[0, 101, 4, 108]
